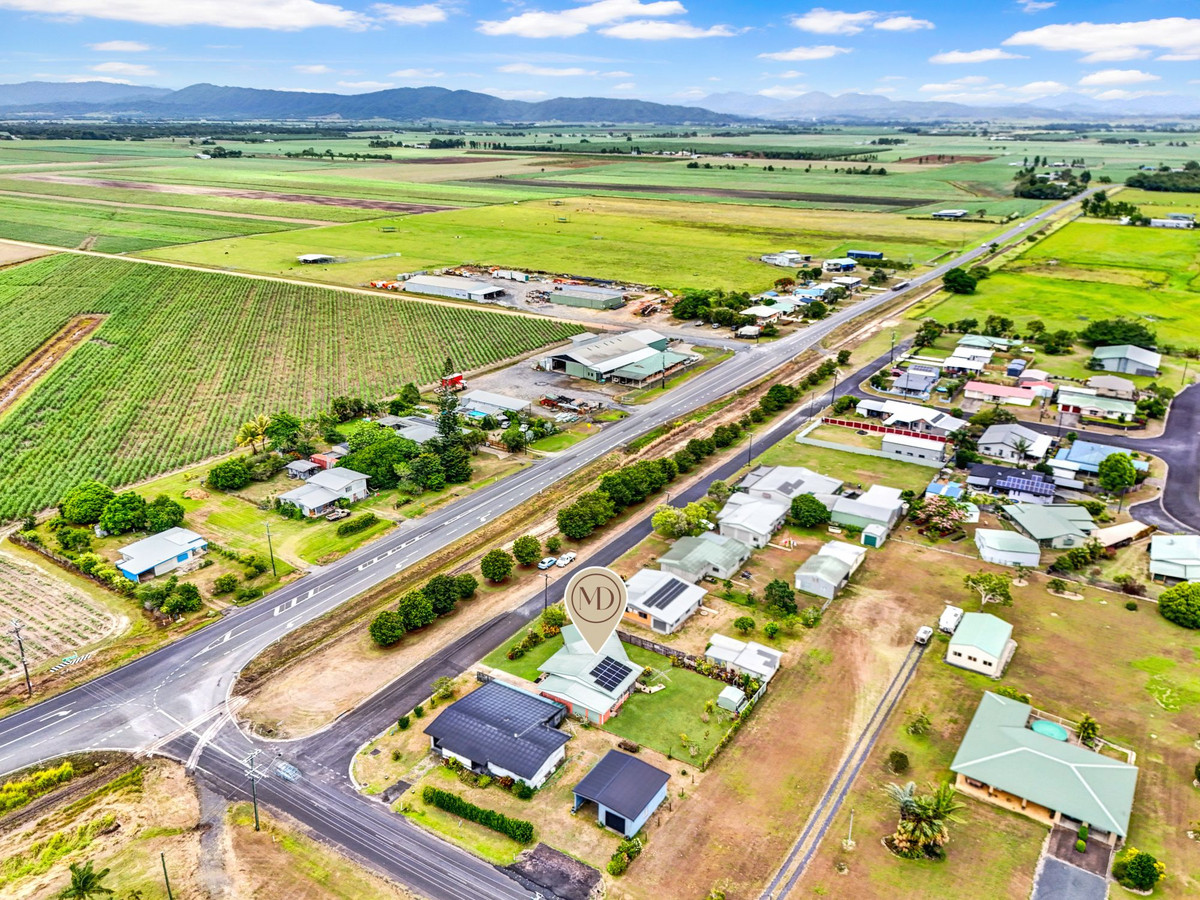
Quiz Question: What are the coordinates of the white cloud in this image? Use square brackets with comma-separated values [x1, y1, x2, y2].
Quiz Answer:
[483, 87, 548, 99]
[478, 0, 685, 38]
[600, 20, 735, 39]
[871, 86, 897, 93]
[388, 67, 445, 79]
[928, 90, 1012, 103]
[1090, 88, 1168, 101]
[929, 47, 1025, 64]
[88, 39, 149, 51]
[1077, 68, 1161, 86]
[873, 15, 933, 32]
[38, 73, 135, 83]
[789, 8, 876, 35]
[1016, 0, 1054, 12]
[1004, 18, 1200, 64]
[1013, 79, 1067, 95]
[879, 74, 905, 81]
[758, 44, 851, 61]
[778, 70, 805, 79]
[91, 61, 156, 76]
[337, 79, 394, 90]
[0, 0, 368, 29]
[294, 64, 333, 74]
[1159, 53, 1200, 61]
[499, 62, 595, 76]
[602, 70, 633, 77]
[372, 3, 447, 25]
[671, 87, 706, 99]
[611, 81, 636, 90]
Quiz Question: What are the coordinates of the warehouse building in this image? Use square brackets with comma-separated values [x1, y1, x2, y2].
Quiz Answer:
[541, 330, 690, 386]
[403, 274, 505, 302]
[549, 284, 627, 310]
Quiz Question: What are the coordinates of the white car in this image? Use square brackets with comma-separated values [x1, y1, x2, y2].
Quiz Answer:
[915, 626, 934, 646]
[556, 552, 577, 568]
[537, 557, 557, 570]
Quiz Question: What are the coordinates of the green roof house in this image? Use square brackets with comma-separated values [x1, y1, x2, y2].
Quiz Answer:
[1006, 504, 1096, 549]
[974, 528, 1041, 568]
[945, 613, 1016, 676]
[537, 625, 640, 725]
[658, 533, 751, 583]
[951, 692, 1138, 843]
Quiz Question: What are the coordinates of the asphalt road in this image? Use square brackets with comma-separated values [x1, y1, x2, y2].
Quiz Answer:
[0, 192, 1099, 899]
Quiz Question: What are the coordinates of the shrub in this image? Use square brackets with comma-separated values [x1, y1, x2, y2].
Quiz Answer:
[995, 685, 1031, 704]
[1159, 581, 1200, 629]
[733, 616, 755, 634]
[420, 786, 534, 843]
[887, 750, 909, 774]
[546, 536, 562, 554]
[413, 704, 424, 718]
[606, 854, 629, 876]
[369, 610, 406, 647]
[455, 574, 478, 599]
[208, 458, 252, 491]
[1079, 824, 1089, 840]
[1126, 600, 1139, 611]
[397, 715, 410, 730]
[392, 749, 402, 761]
[336, 512, 379, 537]
[763, 622, 780, 639]
[213, 573, 238, 594]
[798, 606, 822, 629]
[235, 586, 263, 603]
[431, 676, 455, 701]
[1194, 759, 1200, 784]
[542, 604, 567, 628]
[1075, 838, 1086, 853]
[512, 782, 534, 800]
[56, 527, 93, 554]
[1113, 848, 1164, 891]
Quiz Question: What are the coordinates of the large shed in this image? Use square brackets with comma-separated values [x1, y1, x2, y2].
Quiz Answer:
[572, 751, 670, 838]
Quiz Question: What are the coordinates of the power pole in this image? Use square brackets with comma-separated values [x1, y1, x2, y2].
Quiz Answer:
[244, 749, 265, 831]
[264, 523, 277, 577]
[9, 619, 32, 697]
[161, 852, 174, 900]
[889, 329, 896, 363]
[539, 573, 550, 612]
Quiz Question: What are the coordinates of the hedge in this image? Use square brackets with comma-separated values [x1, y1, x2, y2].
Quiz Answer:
[420, 786, 534, 844]
[336, 512, 379, 537]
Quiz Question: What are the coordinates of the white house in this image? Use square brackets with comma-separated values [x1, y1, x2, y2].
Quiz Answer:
[794, 541, 867, 601]
[760, 250, 810, 267]
[946, 613, 1016, 677]
[978, 423, 1053, 462]
[1149, 534, 1200, 583]
[1086, 375, 1137, 400]
[827, 485, 905, 532]
[739, 465, 843, 505]
[974, 529, 1041, 568]
[739, 305, 783, 324]
[717, 495, 789, 549]
[830, 275, 862, 290]
[117, 527, 208, 583]
[822, 257, 857, 273]
[623, 568, 707, 635]
[963, 381, 1036, 407]
[705, 634, 784, 683]
[854, 399, 966, 437]
[881, 433, 947, 465]
[278, 466, 369, 517]
[1089, 345, 1161, 377]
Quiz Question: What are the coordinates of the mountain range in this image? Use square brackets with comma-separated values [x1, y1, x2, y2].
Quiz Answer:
[1, 81, 1198, 124]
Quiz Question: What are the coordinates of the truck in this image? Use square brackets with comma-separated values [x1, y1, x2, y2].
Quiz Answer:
[938, 605, 964, 634]
[440, 372, 467, 392]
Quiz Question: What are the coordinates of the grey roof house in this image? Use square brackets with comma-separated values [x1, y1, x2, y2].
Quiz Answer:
[978, 423, 1053, 462]
[572, 751, 670, 838]
[278, 466, 369, 517]
[623, 568, 707, 634]
[1149, 534, 1200, 582]
[717, 495, 789, 549]
[739, 465, 843, 505]
[794, 541, 867, 601]
[658, 532, 751, 583]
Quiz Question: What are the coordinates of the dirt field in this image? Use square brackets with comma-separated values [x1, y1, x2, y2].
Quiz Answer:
[465, 177, 930, 207]
[0, 240, 53, 266]
[0, 315, 105, 416]
[17, 174, 451, 214]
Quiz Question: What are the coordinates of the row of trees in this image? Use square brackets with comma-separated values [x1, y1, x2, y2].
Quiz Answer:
[58, 481, 185, 537]
[1125, 160, 1200, 192]
[368, 571, 479, 646]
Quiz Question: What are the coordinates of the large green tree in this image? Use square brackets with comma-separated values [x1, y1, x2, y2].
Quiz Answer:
[1159, 581, 1200, 629]
[264, 410, 303, 450]
[208, 458, 252, 491]
[1097, 452, 1137, 494]
[423, 574, 460, 616]
[98, 492, 146, 535]
[481, 549, 514, 583]
[60, 481, 114, 525]
[144, 495, 185, 533]
[397, 589, 436, 631]
[369, 610, 406, 646]
[512, 535, 541, 566]
[790, 494, 831, 528]
[963, 572, 1013, 609]
[942, 267, 978, 294]
[432, 359, 472, 484]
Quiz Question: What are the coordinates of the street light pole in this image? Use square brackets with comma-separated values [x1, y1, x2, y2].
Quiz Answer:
[9, 619, 31, 697]
[539, 573, 550, 612]
[889, 330, 896, 364]
[264, 523, 277, 577]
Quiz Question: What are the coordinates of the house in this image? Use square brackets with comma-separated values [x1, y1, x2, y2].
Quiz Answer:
[309, 452, 341, 470]
[380, 415, 441, 445]
[1006, 504, 1096, 549]
[822, 257, 857, 272]
[423, 681, 569, 788]
[830, 275, 862, 290]
[892, 370, 939, 398]
[946, 613, 1017, 677]
[1089, 344, 1161, 377]
[1086, 374, 1138, 400]
[117, 527, 208, 582]
[828, 485, 905, 532]
[846, 249, 883, 260]
[740, 305, 782, 324]
[975, 529, 1041, 568]
[1017, 368, 1051, 385]
[459, 390, 530, 418]
[932, 209, 969, 219]
[978, 423, 1053, 462]
[881, 433, 947, 465]
[950, 692, 1138, 843]
[794, 541, 867, 601]
[658, 532, 751, 583]
[403, 274, 504, 302]
[623, 568, 707, 634]
[854, 399, 966, 437]
[1053, 440, 1149, 475]
[941, 353, 988, 375]
[739, 465, 843, 505]
[717, 495, 789, 549]
[1057, 389, 1138, 422]
[278, 467, 369, 517]
[1149, 217, 1194, 229]
[925, 480, 965, 501]
[542, 331, 688, 385]
[538, 625, 641, 724]
[957, 334, 1014, 351]
[962, 381, 1036, 407]
[1149, 534, 1200, 582]
[704, 634, 783, 683]
[761, 250, 811, 267]
[967, 464, 1056, 504]
[572, 751, 670, 838]
[285, 459, 321, 480]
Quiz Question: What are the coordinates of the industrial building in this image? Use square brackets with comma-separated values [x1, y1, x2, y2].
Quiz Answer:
[541, 330, 690, 386]
[402, 274, 505, 302]
[549, 284, 627, 310]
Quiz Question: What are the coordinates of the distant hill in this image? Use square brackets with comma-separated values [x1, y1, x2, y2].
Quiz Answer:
[0, 82, 742, 125]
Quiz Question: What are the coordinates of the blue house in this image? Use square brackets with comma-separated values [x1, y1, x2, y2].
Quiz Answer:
[572, 750, 670, 838]
[117, 527, 208, 582]
[1053, 440, 1149, 475]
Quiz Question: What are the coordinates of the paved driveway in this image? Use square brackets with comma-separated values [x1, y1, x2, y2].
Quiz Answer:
[1033, 857, 1109, 900]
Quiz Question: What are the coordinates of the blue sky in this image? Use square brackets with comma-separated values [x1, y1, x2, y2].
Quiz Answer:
[2, 1, 1198, 104]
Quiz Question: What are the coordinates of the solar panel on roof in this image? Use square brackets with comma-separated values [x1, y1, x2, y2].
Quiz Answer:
[590, 657, 633, 692]
[645, 578, 688, 610]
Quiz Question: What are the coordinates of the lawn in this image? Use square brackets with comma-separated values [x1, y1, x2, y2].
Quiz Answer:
[0, 254, 581, 520]
[756, 432, 937, 493]
[482, 631, 565, 682]
[528, 430, 584, 452]
[143, 196, 1005, 292]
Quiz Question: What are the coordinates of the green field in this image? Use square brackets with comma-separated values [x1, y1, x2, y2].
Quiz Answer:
[0, 194, 306, 252]
[918, 220, 1200, 347]
[143, 196, 1003, 291]
[0, 254, 582, 520]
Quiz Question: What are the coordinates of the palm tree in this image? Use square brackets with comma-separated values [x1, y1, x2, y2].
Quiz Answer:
[884, 781, 965, 858]
[1012, 437, 1031, 459]
[58, 860, 114, 899]
[235, 414, 271, 454]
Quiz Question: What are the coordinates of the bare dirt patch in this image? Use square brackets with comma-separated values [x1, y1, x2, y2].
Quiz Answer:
[0, 314, 105, 418]
[0, 240, 53, 266]
[17, 174, 452, 214]
[894, 154, 997, 164]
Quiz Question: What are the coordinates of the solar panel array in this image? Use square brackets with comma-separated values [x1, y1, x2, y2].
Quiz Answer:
[996, 475, 1054, 496]
[590, 656, 633, 692]
[644, 578, 689, 610]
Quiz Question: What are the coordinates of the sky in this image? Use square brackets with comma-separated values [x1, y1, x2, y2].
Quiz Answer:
[1, 1, 1198, 106]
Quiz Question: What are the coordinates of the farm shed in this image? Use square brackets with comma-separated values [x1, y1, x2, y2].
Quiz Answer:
[974, 529, 1040, 568]
[951, 692, 1138, 843]
[1089, 344, 1161, 377]
[880, 433, 947, 464]
[827, 485, 905, 532]
[704, 634, 783, 683]
[460, 390, 530, 417]
[424, 680, 569, 788]
[403, 274, 504, 302]
[538, 625, 640, 725]
[572, 751, 670, 838]
[946, 613, 1016, 677]
[623, 568, 706, 635]
[117, 527, 208, 583]
[542, 330, 683, 385]
[1149, 534, 1200, 583]
[297, 254, 335, 264]
[846, 249, 883, 259]
[658, 533, 751, 583]
[794, 541, 867, 601]
[760, 250, 811, 267]
[550, 287, 626, 310]
[932, 209, 968, 219]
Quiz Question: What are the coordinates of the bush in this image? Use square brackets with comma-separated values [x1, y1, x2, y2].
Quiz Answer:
[798, 606, 822, 629]
[208, 458, 252, 491]
[213, 574, 238, 595]
[369, 610, 406, 646]
[59, 481, 114, 525]
[512, 782, 534, 800]
[888, 750, 909, 774]
[420, 786, 534, 843]
[546, 536, 562, 555]
[995, 685, 1031, 704]
[336, 512, 379, 537]
[235, 586, 263, 603]
[733, 616, 755, 634]
[481, 549, 514, 583]
[763, 622, 780, 639]
[1113, 848, 1164, 891]
[1126, 599, 1139, 611]
[413, 704, 425, 718]
[397, 715, 410, 730]
[1078, 824, 1089, 840]
[56, 527, 93, 554]
[1159, 581, 1200, 629]
[542, 604, 568, 628]
[606, 854, 629, 876]
[1075, 839, 1086, 853]
[455, 573, 478, 599]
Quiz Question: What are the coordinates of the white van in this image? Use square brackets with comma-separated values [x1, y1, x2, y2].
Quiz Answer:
[938, 605, 964, 634]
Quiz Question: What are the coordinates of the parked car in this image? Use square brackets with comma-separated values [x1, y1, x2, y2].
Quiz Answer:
[914, 626, 934, 645]
[711, 322, 721, 329]
[537, 557, 558, 570]
[556, 552, 576, 568]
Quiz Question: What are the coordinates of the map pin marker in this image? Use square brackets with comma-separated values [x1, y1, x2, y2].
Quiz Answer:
[564, 566, 627, 655]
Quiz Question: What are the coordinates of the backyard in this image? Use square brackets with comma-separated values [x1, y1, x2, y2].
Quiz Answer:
[756, 430, 938, 493]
